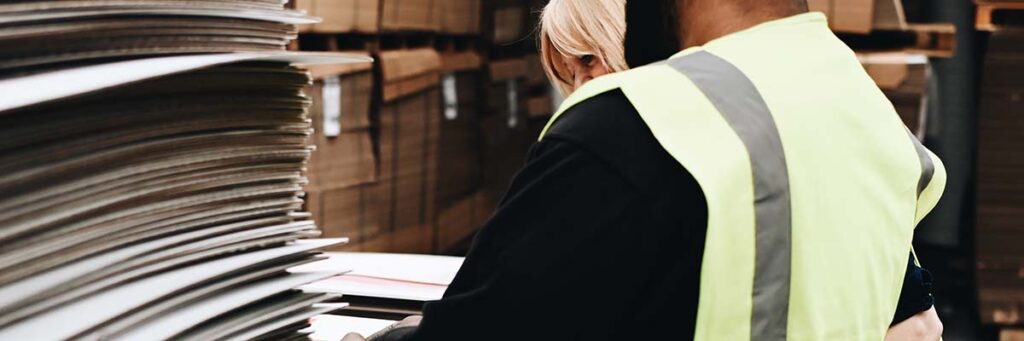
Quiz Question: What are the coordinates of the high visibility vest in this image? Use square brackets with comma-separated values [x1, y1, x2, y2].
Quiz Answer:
[540, 12, 946, 341]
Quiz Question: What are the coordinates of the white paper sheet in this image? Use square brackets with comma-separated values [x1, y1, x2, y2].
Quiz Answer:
[290, 252, 463, 286]
[309, 315, 396, 341]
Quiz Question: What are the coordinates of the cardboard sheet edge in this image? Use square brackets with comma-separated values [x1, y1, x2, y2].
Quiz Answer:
[0, 52, 374, 114]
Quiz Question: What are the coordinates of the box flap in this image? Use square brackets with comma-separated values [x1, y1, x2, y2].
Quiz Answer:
[379, 48, 441, 83]
[306, 51, 373, 79]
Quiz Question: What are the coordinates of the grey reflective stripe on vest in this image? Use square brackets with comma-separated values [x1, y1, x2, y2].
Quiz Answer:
[668, 51, 792, 341]
[907, 132, 935, 197]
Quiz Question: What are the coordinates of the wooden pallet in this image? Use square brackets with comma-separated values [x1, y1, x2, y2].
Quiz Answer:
[435, 35, 480, 53]
[837, 23, 957, 58]
[906, 23, 957, 58]
[977, 1, 1024, 31]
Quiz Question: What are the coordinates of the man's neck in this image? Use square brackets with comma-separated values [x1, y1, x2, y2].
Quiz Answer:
[677, 0, 804, 48]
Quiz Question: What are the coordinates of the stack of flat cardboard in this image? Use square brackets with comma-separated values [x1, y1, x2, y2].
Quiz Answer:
[293, 0, 380, 33]
[303, 54, 378, 251]
[859, 52, 930, 136]
[0, 1, 374, 338]
[976, 31, 1024, 326]
[0, 0, 315, 75]
[379, 0, 442, 32]
[0, 52, 365, 340]
[369, 48, 443, 253]
[434, 51, 486, 251]
[480, 57, 532, 205]
[440, 0, 482, 35]
[491, 1, 526, 44]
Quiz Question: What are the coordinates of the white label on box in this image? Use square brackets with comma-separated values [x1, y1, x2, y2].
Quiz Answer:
[442, 74, 458, 120]
[322, 76, 342, 137]
[506, 79, 518, 128]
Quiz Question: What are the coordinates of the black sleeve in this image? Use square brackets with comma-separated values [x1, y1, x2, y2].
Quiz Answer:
[892, 253, 935, 325]
[398, 138, 671, 341]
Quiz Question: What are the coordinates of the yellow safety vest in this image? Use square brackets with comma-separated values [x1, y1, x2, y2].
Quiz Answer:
[540, 12, 946, 341]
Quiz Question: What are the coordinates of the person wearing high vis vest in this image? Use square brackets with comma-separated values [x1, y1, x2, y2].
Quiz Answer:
[347, 1, 946, 340]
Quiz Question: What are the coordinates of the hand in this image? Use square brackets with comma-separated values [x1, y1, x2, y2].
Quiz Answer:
[886, 307, 943, 341]
[363, 315, 423, 341]
[341, 332, 367, 341]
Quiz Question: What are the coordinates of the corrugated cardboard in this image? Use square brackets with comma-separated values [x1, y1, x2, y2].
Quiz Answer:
[492, 6, 525, 44]
[809, 0, 906, 33]
[440, 0, 482, 34]
[380, 0, 442, 32]
[305, 186, 375, 251]
[438, 70, 483, 207]
[294, 0, 380, 33]
[379, 48, 442, 102]
[489, 58, 527, 82]
[373, 88, 442, 253]
[440, 51, 483, 73]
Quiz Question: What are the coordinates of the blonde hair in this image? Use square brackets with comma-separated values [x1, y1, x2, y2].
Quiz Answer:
[539, 0, 628, 95]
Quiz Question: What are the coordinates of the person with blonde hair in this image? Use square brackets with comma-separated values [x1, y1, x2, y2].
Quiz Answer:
[344, 0, 943, 340]
[539, 0, 628, 95]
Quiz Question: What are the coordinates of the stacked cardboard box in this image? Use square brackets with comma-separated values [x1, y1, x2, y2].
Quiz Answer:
[859, 52, 930, 135]
[293, 0, 380, 33]
[491, 1, 527, 44]
[441, 0, 483, 35]
[807, 0, 906, 33]
[380, 0, 443, 32]
[435, 51, 486, 251]
[368, 48, 444, 253]
[303, 54, 377, 251]
[976, 31, 1024, 326]
[480, 58, 532, 204]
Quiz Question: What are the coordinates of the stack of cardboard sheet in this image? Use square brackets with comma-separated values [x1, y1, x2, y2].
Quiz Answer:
[480, 57, 532, 205]
[0, 1, 373, 338]
[490, 0, 526, 44]
[976, 31, 1024, 326]
[435, 51, 487, 251]
[0, 0, 315, 76]
[293, 0, 380, 33]
[369, 48, 443, 253]
[303, 54, 378, 251]
[379, 0, 442, 33]
[440, 0, 482, 35]
[0, 52, 366, 340]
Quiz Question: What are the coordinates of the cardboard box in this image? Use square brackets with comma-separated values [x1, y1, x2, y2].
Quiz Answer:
[438, 53, 485, 207]
[441, 0, 482, 34]
[808, 0, 906, 34]
[304, 186, 378, 251]
[294, 0, 380, 33]
[379, 48, 442, 101]
[492, 6, 525, 44]
[371, 51, 444, 253]
[380, 0, 442, 32]
[304, 58, 377, 191]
